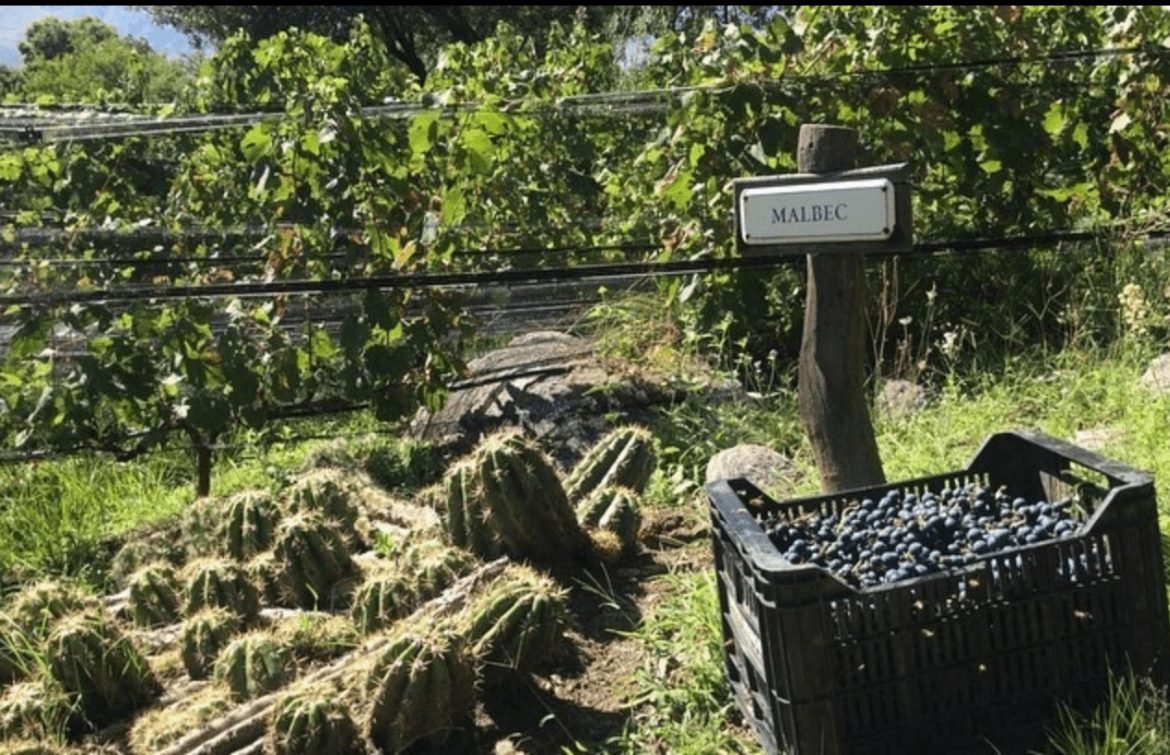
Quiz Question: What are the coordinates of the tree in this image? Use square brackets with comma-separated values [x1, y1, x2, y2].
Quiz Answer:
[16, 17, 190, 104]
[138, 6, 620, 81]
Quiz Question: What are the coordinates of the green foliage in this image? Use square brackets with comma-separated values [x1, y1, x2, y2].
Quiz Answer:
[1045, 672, 1170, 755]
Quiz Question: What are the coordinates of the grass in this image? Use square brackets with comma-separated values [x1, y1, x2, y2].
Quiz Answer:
[0, 411, 422, 591]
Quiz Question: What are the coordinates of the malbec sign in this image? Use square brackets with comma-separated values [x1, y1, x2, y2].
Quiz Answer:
[733, 163, 913, 255]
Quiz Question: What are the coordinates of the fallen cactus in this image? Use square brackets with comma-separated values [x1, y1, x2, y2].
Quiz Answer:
[9, 581, 98, 638]
[362, 626, 477, 754]
[350, 542, 475, 634]
[576, 486, 643, 555]
[564, 426, 656, 504]
[463, 564, 568, 674]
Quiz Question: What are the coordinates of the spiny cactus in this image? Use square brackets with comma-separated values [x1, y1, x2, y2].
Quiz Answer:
[266, 684, 361, 755]
[464, 564, 568, 674]
[577, 486, 643, 555]
[44, 612, 159, 730]
[362, 627, 476, 754]
[221, 490, 281, 560]
[441, 458, 502, 558]
[350, 542, 475, 634]
[213, 632, 293, 701]
[182, 495, 226, 558]
[180, 608, 242, 680]
[110, 532, 183, 588]
[564, 426, 656, 504]
[9, 581, 97, 638]
[245, 551, 284, 605]
[0, 679, 71, 742]
[184, 560, 261, 621]
[286, 469, 363, 536]
[444, 430, 590, 561]
[273, 513, 357, 609]
[128, 562, 183, 628]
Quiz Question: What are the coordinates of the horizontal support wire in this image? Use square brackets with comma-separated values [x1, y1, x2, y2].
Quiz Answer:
[2, 226, 1167, 307]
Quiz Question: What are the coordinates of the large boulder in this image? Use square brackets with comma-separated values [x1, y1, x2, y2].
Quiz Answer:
[410, 331, 738, 467]
[706, 444, 800, 499]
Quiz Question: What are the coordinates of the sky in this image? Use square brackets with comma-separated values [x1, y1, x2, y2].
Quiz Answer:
[0, 5, 195, 67]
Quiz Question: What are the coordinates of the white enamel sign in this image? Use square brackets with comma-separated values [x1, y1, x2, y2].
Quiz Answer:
[739, 178, 897, 245]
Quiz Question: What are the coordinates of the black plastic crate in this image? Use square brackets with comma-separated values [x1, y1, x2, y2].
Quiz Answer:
[707, 430, 1170, 755]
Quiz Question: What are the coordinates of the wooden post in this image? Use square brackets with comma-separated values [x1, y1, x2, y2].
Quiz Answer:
[796, 124, 885, 492]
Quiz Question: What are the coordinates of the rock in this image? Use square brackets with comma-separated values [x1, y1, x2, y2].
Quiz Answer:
[1140, 353, 1170, 393]
[410, 331, 740, 468]
[876, 379, 927, 418]
[1073, 426, 1126, 453]
[706, 444, 799, 498]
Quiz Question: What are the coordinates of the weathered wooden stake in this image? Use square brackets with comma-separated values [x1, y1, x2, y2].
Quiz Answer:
[796, 124, 885, 492]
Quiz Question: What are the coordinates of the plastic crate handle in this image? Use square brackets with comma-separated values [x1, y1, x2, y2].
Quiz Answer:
[973, 429, 1152, 488]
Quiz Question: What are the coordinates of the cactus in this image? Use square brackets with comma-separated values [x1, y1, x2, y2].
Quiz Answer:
[221, 490, 281, 560]
[444, 430, 589, 561]
[128, 563, 183, 628]
[180, 608, 242, 680]
[266, 685, 361, 755]
[213, 632, 292, 701]
[350, 542, 475, 634]
[44, 612, 159, 730]
[440, 458, 502, 558]
[110, 532, 183, 588]
[286, 469, 363, 536]
[362, 627, 476, 754]
[0, 679, 71, 742]
[464, 565, 568, 674]
[577, 486, 643, 554]
[273, 513, 357, 609]
[245, 551, 284, 605]
[9, 581, 97, 638]
[184, 560, 261, 621]
[564, 426, 657, 504]
[182, 495, 227, 558]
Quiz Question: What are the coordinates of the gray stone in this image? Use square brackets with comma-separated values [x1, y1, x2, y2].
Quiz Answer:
[410, 331, 741, 468]
[1074, 426, 1126, 453]
[876, 379, 927, 418]
[706, 444, 799, 497]
[1140, 353, 1170, 393]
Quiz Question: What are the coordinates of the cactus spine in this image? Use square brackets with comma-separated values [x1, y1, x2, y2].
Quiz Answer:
[273, 514, 356, 609]
[577, 486, 643, 554]
[184, 560, 261, 621]
[213, 632, 292, 701]
[221, 490, 281, 560]
[266, 685, 361, 755]
[128, 563, 183, 628]
[362, 628, 476, 754]
[44, 612, 158, 730]
[564, 426, 656, 504]
[464, 565, 568, 674]
[180, 608, 242, 680]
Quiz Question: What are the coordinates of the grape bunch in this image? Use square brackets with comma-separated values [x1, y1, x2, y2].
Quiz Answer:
[760, 482, 1081, 589]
